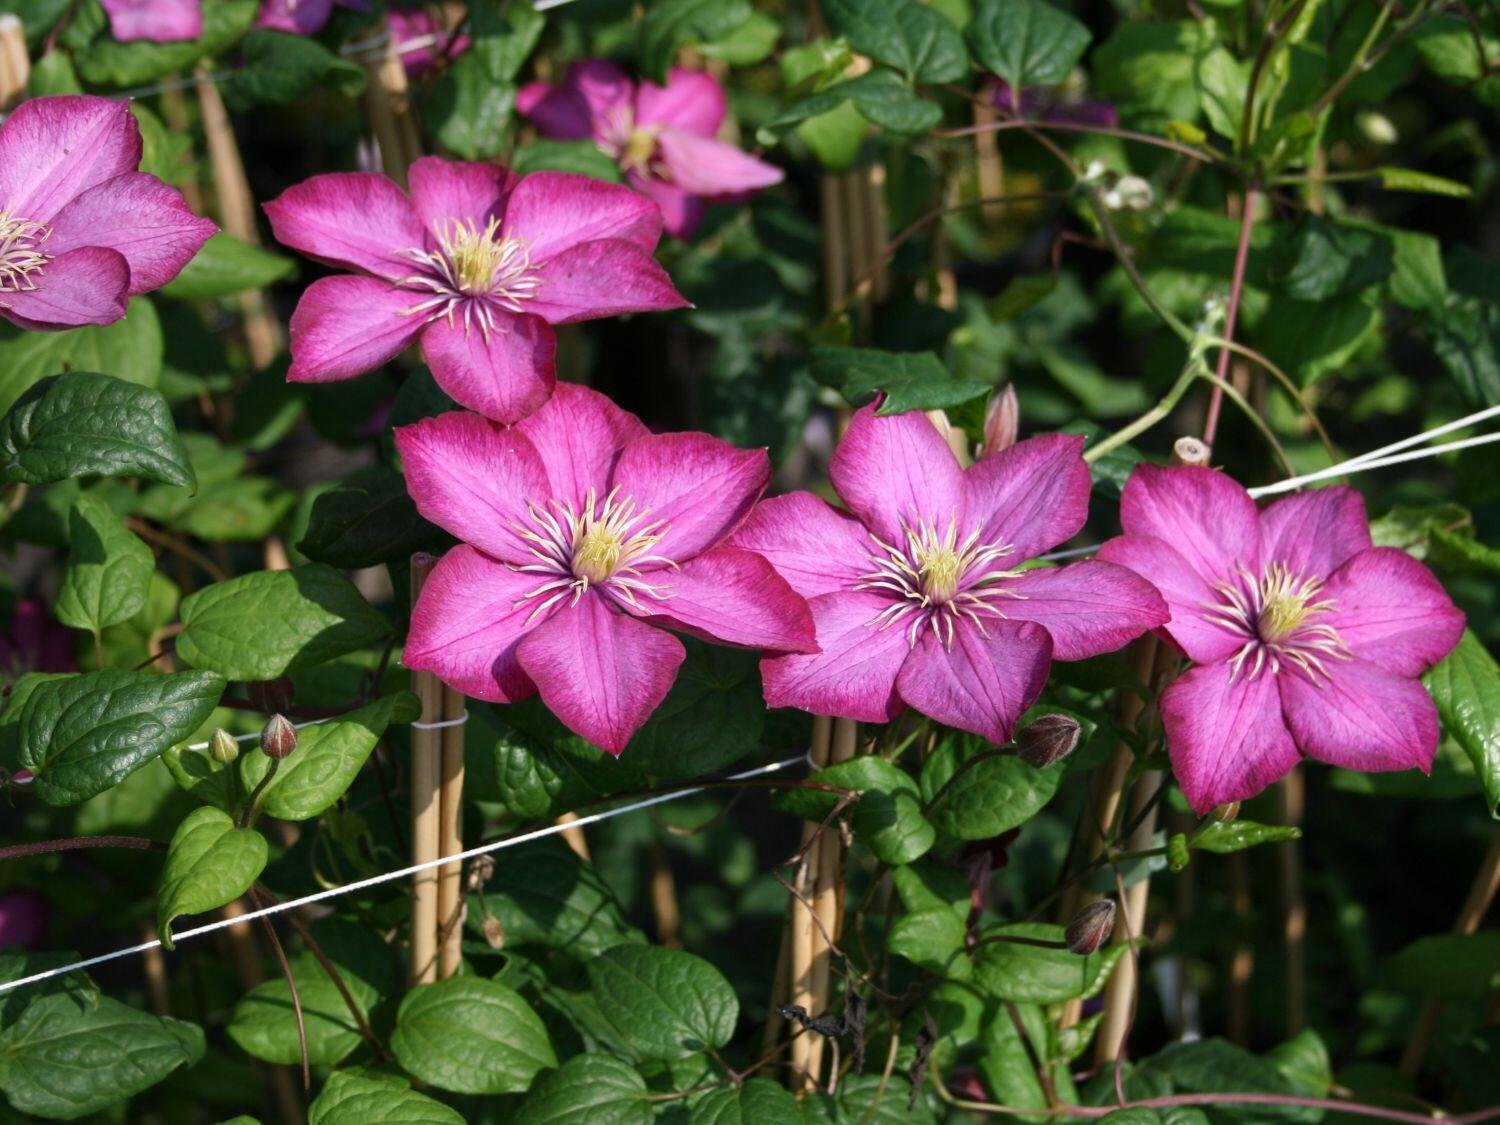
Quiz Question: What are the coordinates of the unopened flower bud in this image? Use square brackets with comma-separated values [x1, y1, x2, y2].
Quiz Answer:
[1016, 713, 1082, 769]
[261, 714, 297, 760]
[981, 384, 1019, 457]
[209, 728, 240, 764]
[482, 914, 505, 949]
[1357, 109, 1398, 145]
[247, 677, 295, 715]
[1065, 899, 1117, 955]
[1213, 800, 1240, 823]
[1106, 174, 1153, 212]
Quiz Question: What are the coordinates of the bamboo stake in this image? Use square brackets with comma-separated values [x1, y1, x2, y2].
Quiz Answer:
[787, 714, 833, 1093]
[1401, 830, 1500, 1073]
[972, 102, 1005, 225]
[819, 175, 850, 313]
[357, 22, 422, 187]
[195, 67, 283, 370]
[1275, 769, 1307, 1036]
[555, 812, 591, 861]
[805, 717, 858, 1087]
[408, 554, 442, 986]
[159, 81, 206, 214]
[436, 683, 466, 979]
[865, 163, 890, 302]
[0, 15, 29, 111]
[650, 842, 683, 948]
[1227, 849, 1254, 1044]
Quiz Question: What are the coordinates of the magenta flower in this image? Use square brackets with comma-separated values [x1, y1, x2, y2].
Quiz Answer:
[387, 5, 469, 77]
[255, 0, 368, 36]
[1098, 466, 1465, 814]
[0, 96, 216, 330]
[0, 600, 74, 688]
[265, 156, 687, 423]
[988, 79, 1118, 129]
[396, 385, 816, 752]
[0, 889, 49, 951]
[100, 0, 201, 42]
[517, 60, 784, 239]
[728, 407, 1168, 744]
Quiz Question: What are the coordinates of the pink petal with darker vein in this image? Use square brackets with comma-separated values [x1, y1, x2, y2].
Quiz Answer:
[963, 433, 1090, 562]
[514, 383, 649, 508]
[1118, 464, 1260, 588]
[829, 405, 965, 547]
[894, 618, 1052, 745]
[285, 275, 424, 383]
[407, 156, 517, 235]
[1321, 547, 1464, 676]
[1258, 487, 1371, 580]
[727, 492, 874, 601]
[998, 560, 1168, 661]
[1279, 656, 1439, 775]
[503, 171, 664, 261]
[264, 172, 424, 280]
[0, 96, 142, 221]
[760, 590, 911, 723]
[524, 238, 689, 324]
[418, 311, 556, 423]
[0, 246, 130, 330]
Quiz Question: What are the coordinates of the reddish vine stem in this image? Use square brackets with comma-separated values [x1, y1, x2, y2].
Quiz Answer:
[937, 117, 1221, 164]
[1203, 183, 1261, 446]
[247, 888, 310, 1093]
[0, 835, 164, 861]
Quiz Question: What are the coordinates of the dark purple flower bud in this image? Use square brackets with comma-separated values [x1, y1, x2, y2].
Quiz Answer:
[261, 714, 297, 760]
[1016, 713, 1082, 768]
[982, 384, 1019, 457]
[248, 677, 295, 715]
[1065, 899, 1117, 955]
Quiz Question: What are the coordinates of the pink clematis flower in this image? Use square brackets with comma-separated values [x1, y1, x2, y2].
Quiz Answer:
[517, 60, 784, 239]
[396, 385, 816, 752]
[256, 0, 368, 36]
[100, 0, 202, 42]
[728, 406, 1169, 745]
[0, 96, 216, 330]
[1098, 466, 1465, 814]
[388, 4, 470, 77]
[264, 156, 688, 423]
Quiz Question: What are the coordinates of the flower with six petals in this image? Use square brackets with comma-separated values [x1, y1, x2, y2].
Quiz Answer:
[729, 406, 1169, 745]
[396, 385, 816, 752]
[518, 60, 784, 239]
[1098, 465, 1465, 814]
[0, 96, 216, 330]
[265, 156, 688, 423]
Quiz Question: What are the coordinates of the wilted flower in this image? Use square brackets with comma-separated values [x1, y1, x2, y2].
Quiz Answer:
[729, 406, 1168, 745]
[1099, 466, 1465, 814]
[397, 385, 815, 752]
[264, 156, 687, 422]
[0, 96, 216, 330]
[1065, 899, 1116, 955]
[261, 714, 298, 759]
[518, 60, 784, 239]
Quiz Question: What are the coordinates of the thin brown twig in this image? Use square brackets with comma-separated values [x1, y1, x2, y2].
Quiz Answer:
[0, 835, 165, 861]
[126, 518, 229, 583]
[1203, 184, 1261, 446]
[247, 888, 309, 1093]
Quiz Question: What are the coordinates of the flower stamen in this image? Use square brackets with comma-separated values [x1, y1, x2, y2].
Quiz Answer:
[398, 217, 542, 339]
[1203, 562, 1348, 682]
[0, 207, 50, 294]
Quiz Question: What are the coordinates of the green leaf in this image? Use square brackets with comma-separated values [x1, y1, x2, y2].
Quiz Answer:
[0, 371, 194, 487]
[776, 756, 936, 865]
[157, 807, 268, 948]
[54, 494, 154, 634]
[1140, 1038, 1310, 1120]
[1383, 931, 1500, 1001]
[239, 694, 410, 821]
[967, 0, 1091, 92]
[1424, 630, 1500, 817]
[391, 977, 557, 1094]
[921, 736, 1065, 840]
[509, 139, 625, 182]
[587, 945, 739, 1060]
[228, 954, 381, 1067]
[889, 907, 969, 976]
[221, 30, 364, 107]
[811, 346, 990, 414]
[469, 838, 645, 956]
[1376, 166, 1473, 198]
[310, 1069, 464, 1125]
[74, 0, 256, 86]
[298, 467, 438, 569]
[483, 702, 648, 818]
[763, 70, 943, 140]
[639, 0, 752, 83]
[468, 0, 546, 82]
[18, 669, 226, 806]
[1430, 527, 1500, 575]
[0, 298, 163, 418]
[1266, 1030, 1333, 1099]
[161, 231, 296, 300]
[973, 922, 1125, 1003]
[1195, 45, 1247, 143]
[514, 1054, 650, 1125]
[1188, 819, 1302, 854]
[1274, 217, 1394, 301]
[176, 564, 392, 681]
[823, 0, 967, 83]
[0, 993, 204, 1118]
[1261, 292, 1381, 387]
[1093, 20, 1210, 122]
[622, 640, 766, 779]
[425, 53, 516, 160]
[1430, 298, 1500, 407]
[690, 1078, 801, 1123]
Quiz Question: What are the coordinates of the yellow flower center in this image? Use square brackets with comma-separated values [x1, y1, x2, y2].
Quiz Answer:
[620, 126, 661, 173]
[0, 207, 50, 293]
[433, 217, 533, 297]
[1255, 563, 1330, 644]
[916, 543, 963, 605]
[573, 523, 624, 585]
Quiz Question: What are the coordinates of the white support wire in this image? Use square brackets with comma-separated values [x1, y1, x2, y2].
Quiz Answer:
[0, 754, 806, 997]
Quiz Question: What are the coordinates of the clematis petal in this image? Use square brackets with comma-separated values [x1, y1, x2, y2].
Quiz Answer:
[524, 238, 689, 324]
[517, 60, 635, 143]
[263, 172, 425, 280]
[895, 619, 1052, 745]
[517, 592, 686, 754]
[418, 311, 556, 424]
[655, 129, 784, 197]
[394, 412, 550, 566]
[1258, 487, 1371, 579]
[0, 96, 142, 221]
[1096, 534, 1247, 663]
[760, 591, 910, 723]
[1159, 661, 1301, 815]
[829, 404, 965, 546]
[101, 0, 202, 40]
[727, 492, 875, 600]
[285, 275, 424, 383]
[407, 156, 517, 235]
[254, 0, 333, 34]
[635, 68, 727, 136]
[998, 560, 1169, 661]
[608, 432, 769, 562]
[963, 433, 1090, 561]
[0, 246, 130, 329]
[46, 172, 216, 295]
[629, 172, 704, 240]
[1118, 464, 1260, 586]
[1279, 657, 1440, 775]
[503, 172, 664, 262]
[1322, 547, 1465, 676]
[515, 383, 649, 508]
[404, 546, 544, 704]
[618, 547, 816, 653]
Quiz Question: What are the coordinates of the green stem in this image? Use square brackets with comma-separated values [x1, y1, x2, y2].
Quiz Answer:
[239, 757, 281, 828]
[1083, 360, 1200, 464]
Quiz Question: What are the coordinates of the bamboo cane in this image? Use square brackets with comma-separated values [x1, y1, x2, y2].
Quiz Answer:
[0, 15, 29, 111]
[787, 714, 833, 1093]
[805, 717, 858, 1087]
[357, 21, 423, 187]
[436, 683, 466, 979]
[408, 554, 443, 986]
